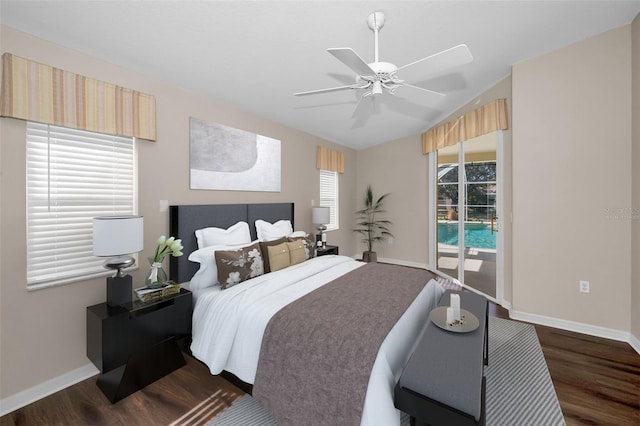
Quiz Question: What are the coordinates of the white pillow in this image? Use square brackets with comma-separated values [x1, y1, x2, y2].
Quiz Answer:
[195, 221, 251, 249]
[288, 230, 308, 238]
[255, 219, 294, 242]
[188, 241, 256, 290]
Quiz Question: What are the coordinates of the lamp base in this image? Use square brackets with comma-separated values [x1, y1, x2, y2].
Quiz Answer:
[107, 274, 132, 307]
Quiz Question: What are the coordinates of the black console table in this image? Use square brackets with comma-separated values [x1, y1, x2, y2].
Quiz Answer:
[86, 288, 192, 403]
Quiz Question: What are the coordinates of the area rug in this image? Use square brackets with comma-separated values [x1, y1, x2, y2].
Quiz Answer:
[209, 317, 565, 426]
[169, 389, 242, 426]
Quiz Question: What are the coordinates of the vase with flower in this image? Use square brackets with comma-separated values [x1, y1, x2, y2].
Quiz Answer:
[146, 235, 183, 288]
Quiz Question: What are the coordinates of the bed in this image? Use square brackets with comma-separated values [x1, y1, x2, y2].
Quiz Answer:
[169, 203, 443, 426]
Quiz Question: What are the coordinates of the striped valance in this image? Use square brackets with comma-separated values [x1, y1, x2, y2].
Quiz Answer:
[1, 53, 156, 141]
[422, 98, 508, 154]
[316, 146, 345, 173]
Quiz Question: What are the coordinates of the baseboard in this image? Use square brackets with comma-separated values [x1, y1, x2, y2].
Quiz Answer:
[630, 333, 640, 355]
[510, 310, 640, 355]
[0, 363, 99, 417]
[499, 300, 512, 311]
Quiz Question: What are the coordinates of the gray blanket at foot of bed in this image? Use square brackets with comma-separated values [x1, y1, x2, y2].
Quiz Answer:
[252, 263, 434, 426]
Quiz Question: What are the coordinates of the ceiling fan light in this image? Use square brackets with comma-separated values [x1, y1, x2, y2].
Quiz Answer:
[372, 81, 383, 96]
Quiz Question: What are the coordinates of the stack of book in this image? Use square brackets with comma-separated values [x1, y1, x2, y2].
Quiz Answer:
[134, 283, 181, 303]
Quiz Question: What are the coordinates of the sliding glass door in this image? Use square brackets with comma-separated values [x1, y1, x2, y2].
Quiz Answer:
[435, 133, 500, 298]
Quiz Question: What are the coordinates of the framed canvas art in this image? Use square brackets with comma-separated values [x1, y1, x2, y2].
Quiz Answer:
[190, 117, 281, 192]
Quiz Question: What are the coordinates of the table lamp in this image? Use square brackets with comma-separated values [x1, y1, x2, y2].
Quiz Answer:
[312, 207, 330, 248]
[93, 216, 143, 307]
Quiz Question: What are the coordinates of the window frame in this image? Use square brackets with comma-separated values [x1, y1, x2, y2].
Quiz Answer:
[319, 169, 339, 231]
[26, 122, 138, 290]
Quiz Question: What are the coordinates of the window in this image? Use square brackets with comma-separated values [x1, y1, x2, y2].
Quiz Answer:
[26, 122, 137, 289]
[319, 169, 339, 231]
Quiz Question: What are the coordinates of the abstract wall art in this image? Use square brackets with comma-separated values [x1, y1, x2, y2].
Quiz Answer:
[189, 117, 281, 192]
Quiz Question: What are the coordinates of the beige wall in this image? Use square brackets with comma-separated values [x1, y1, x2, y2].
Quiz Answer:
[355, 134, 429, 264]
[632, 14, 640, 342]
[0, 25, 356, 399]
[512, 26, 632, 330]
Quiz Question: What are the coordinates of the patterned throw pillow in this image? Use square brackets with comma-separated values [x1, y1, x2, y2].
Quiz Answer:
[267, 243, 290, 272]
[215, 242, 264, 289]
[287, 233, 316, 259]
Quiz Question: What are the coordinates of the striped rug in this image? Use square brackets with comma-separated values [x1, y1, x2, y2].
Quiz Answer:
[169, 389, 242, 426]
[208, 317, 564, 426]
[484, 318, 565, 425]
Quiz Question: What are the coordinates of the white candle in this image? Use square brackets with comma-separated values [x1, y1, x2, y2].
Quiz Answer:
[322, 233, 327, 242]
[450, 294, 461, 321]
[446, 307, 454, 324]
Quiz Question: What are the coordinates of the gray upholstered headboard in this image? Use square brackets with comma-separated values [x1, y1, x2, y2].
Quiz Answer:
[169, 203, 294, 283]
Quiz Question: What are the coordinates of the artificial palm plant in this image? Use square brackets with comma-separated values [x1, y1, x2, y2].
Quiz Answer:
[354, 185, 393, 262]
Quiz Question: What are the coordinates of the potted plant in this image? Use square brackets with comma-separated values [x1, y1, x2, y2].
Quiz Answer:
[354, 185, 393, 262]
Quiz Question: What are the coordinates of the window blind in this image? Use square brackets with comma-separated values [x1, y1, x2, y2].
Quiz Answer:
[26, 122, 137, 288]
[319, 169, 339, 231]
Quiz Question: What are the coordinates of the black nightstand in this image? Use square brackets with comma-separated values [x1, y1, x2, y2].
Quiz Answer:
[86, 288, 192, 403]
[316, 244, 339, 256]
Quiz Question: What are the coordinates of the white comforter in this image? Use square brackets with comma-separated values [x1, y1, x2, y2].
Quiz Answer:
[189, 255, 444, 426]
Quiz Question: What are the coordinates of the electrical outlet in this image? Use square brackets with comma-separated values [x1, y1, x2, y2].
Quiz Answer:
[579, 280, 590, 293]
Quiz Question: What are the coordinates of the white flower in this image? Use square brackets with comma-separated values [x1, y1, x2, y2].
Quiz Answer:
[227, 271, 241, 286]
[247, 248, 264, 277]
[152, 235, 183, 263]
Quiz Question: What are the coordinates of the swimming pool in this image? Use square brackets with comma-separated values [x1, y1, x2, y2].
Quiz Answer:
[438, 222, 496, 249]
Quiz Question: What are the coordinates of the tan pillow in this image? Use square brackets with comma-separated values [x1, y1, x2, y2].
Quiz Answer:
[286, 240, 306, 266]
[259, 237, 287, 273]
[286, 233, 316, 259]
[267, 243, 290, 272]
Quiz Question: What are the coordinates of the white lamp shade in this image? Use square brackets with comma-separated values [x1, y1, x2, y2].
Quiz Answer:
[312, 207, 330, 225]
[93, 216, 144, 256]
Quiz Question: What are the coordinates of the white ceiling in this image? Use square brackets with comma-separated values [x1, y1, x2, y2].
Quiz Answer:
[1, 1, 639, 149]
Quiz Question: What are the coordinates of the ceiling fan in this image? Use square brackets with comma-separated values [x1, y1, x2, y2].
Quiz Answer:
[294, 11, 473, 120]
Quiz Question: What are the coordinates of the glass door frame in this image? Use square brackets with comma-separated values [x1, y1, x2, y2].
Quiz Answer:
[428, 132, 504, 304]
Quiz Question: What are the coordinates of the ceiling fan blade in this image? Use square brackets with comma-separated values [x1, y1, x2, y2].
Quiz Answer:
[294, 84, 362, 96]
[328, 48, 376, 76]
[351, 93, 376, 128]
[401, 83, 446, 97]
[384, 94, 442, 122]
[396, 44, 473, 74]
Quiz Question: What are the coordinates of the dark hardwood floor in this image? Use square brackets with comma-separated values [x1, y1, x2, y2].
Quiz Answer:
[2, 305, 639, 425]
[0, 355, 244, 426]
[490, 304, 640, 426]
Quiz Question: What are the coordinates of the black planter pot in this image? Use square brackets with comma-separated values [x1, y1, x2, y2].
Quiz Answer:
[362, 251, 378, 263]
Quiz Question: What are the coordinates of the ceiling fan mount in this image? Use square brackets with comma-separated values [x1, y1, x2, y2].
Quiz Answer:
[366, 10, 386, 32]
[295, 10, 473, 115]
